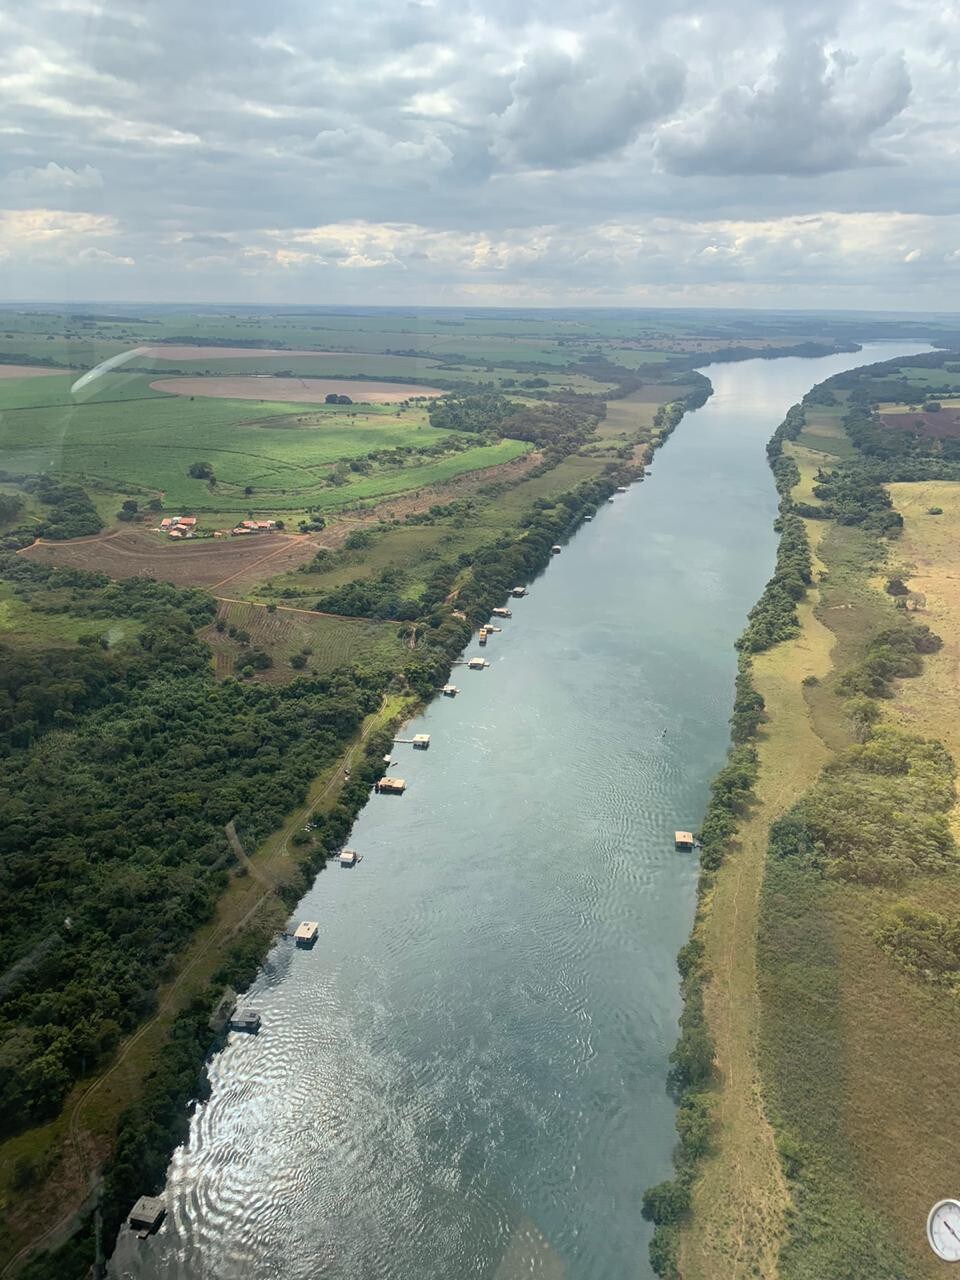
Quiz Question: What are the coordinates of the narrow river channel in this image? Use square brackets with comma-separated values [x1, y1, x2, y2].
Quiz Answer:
[113, 342, 930, 1280]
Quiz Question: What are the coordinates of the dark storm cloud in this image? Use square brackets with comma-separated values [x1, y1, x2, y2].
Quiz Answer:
[0, 0, 958, 306]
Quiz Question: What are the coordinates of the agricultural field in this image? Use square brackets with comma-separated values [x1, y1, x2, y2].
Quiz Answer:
[150, 375, 442, 403]
[201, 597, 407, 682]
[0, 369, 530, 517]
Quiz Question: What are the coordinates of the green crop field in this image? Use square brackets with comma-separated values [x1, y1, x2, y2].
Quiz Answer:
[0, 371, 528, 515]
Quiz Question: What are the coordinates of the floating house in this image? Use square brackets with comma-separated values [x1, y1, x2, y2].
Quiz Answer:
[294, 920, 319, 946]
[376, 776, 407, 794]
[340, 848, 358, 868]
[675, 831, 695, 851]
[441, 684, 459, 697]
[129, 1197, 165, 1236]
[412, 734, 431, 750]
[467, 657, 488, 670]
[229, 1009, 261, 1033]
[491, 607, 512, 618]
[511, 586, 527, 598]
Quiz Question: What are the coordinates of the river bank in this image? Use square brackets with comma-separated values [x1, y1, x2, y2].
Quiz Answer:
[106, 347, 924, 1280]
[665, 343, 950, 1280]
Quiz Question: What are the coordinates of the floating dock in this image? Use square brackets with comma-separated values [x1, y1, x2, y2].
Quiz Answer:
[229, 1009, 261, 1033]
[616, 485, 628, 492]
[441, 684, 459, 697]
[491, 607, 512, 618]
[467, 657, 489, 670]
[511, 586, 527, 598]
[478, 627, 488, 645]
[412, 733, 430, 749]
[129, 1196, 165, 1238]
[340, 848, 358, 868]
[551, 545, 562, 554]
[294, 920, 319, 945]
[675, 831, 695, 851]
[376, 776, 407, 794]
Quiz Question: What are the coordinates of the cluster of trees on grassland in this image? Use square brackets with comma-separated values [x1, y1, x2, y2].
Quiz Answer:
[0, 555, 215, 626]
[312, 470, 625, 630]
[428, 393, 518, 434]
[769, 727, 956, 886]
[428, 392, 602, 457]
[0, 562, 382, 1137]
[0, 474, 102, 547]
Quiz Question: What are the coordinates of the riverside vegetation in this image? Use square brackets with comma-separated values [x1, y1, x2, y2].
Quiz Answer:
[0, 306, 728, 1277]
[647, 347, 960, 1279]
[4, 310, 958, 1279]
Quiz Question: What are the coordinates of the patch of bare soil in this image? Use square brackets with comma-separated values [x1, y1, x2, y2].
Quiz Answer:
[18, 529, 321, 588]
[880, 410, 960, 440]
[149, 376, 443, 403]
[0, 364, 67, 379]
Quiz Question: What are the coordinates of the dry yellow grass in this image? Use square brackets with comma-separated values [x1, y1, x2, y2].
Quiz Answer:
[680, 538, 836, 1280]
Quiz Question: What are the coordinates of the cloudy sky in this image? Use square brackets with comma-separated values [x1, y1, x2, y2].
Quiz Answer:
[1, 0, 958, 308]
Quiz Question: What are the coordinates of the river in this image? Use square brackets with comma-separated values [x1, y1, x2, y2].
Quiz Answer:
[113, 342, 930, 1280]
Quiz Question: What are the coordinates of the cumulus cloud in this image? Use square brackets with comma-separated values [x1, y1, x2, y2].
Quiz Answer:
[4, 161, 104, 191]
[0, 0, 956, 304]
[656, 37, 911, 176]
[492, 40, 684, 168]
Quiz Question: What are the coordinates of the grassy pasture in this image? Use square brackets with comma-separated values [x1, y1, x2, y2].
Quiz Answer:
[796, 405, 856, 459]
[201, 598, 406, 681]
[0, 582, 141, 650]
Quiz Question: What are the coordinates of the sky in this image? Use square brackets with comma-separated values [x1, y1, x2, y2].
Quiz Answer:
[1, 0, 958, 308]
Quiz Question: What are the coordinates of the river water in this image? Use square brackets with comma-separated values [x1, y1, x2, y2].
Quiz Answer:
[113, 343, 929, 1280]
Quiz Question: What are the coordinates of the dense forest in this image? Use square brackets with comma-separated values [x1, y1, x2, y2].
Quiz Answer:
[0, 561, 382, 1135]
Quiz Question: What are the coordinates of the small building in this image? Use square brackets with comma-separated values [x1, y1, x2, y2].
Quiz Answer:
[129, 1196, 165, 1234]
[675, 831, 695, 851]
[441, 684, 459, 697]
[511, 586, 527, 598]
[376, 776, 407, 794]
[551, 545, 562, 554]
[467, 657, 488, 670]
[412, 734, 431, 749]
[229, 1009, 261, 1033]
[491, 607, 511, 618]
[294, 920, 319, 946]
[340, 848, 358, 868]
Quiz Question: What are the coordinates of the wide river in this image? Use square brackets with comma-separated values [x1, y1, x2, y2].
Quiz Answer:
[113, 342, 929, 1280]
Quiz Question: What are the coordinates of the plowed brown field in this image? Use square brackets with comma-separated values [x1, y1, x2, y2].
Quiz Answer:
[0, 364, 65, 379]
[18, 529, 319, 588]
[150, 376, 443, 403]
